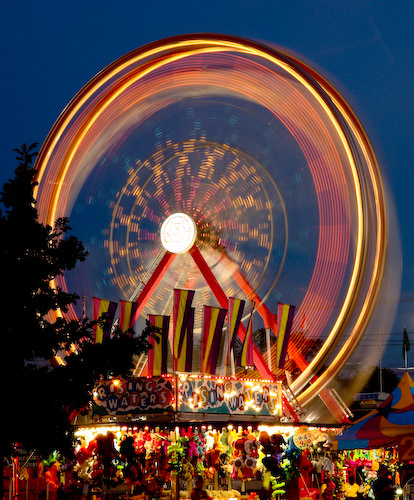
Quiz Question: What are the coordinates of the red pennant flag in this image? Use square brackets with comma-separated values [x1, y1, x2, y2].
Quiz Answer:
[119, 300, 139, 333]
[276, 303, 295, 369]
[240, 306, 254, 367]
[226, 297, 245, 365]
[148, 314, 170, 376]
[201, 306, 227, 375]
[173, 289, 195, 372]
[93, 297, 118, 343]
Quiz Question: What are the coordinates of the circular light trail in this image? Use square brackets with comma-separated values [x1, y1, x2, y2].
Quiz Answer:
[160, 213, 197, 254]
[33, 34, 388, 406]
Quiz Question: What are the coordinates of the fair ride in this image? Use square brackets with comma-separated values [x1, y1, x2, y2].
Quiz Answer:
[34, 34, 389, 419]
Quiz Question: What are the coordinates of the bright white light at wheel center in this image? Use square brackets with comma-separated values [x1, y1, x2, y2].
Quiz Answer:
[160, 213, 197, 254]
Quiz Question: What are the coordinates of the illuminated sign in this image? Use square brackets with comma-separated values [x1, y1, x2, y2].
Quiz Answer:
[93, 377, 174, 416]
[179, 377, 282, 415]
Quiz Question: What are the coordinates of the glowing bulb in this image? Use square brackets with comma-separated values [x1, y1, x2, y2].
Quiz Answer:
[160, 213, 197, 254]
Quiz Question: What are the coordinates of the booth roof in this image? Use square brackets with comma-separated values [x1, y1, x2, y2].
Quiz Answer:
[334, 372, 414, 459]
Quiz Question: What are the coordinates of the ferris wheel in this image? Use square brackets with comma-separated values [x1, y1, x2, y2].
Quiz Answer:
[34, 34, 389, 407]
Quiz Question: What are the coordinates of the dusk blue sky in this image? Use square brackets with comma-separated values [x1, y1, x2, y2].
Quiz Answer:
[1, 1, 413, 369]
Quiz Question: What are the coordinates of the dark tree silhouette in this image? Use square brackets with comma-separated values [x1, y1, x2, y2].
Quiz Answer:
[0, 145, 152, 466]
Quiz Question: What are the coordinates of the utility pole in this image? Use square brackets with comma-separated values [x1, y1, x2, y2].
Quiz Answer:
[378, 329, 383, 393]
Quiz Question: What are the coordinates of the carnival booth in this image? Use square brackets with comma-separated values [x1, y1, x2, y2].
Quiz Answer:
[72, 407, 342, 500]
[7, 419, 402, 500]
[70, 412, 402, 500]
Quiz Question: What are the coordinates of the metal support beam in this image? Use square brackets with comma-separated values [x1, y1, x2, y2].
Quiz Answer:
[132, 251, 176, 322]
[219, 251, 278, 333]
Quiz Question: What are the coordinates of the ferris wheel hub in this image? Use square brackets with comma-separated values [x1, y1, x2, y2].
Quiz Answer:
[160, 213, 197, 254]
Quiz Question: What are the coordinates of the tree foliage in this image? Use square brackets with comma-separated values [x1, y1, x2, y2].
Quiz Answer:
[0, 145, 151, 459]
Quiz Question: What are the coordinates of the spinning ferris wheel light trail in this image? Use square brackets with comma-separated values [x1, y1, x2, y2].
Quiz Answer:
[33, 34, 392, 408]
